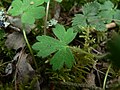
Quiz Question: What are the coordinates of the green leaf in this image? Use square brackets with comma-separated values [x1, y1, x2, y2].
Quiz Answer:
[50, 47, 75, 70]
[88, 16, 107, 31]
[113, 10, 120, 25]
[100, 1, 114, 10]
[90, 20, 107, 31]
[97, 1, 115, 24]
[9, 0, 23, 16]
[9, 0, 45, 24]
[32, 0, 44, 6]
[32, 24, 76, 70]
[72, 14, 87, 28]
[53, 24, 77, 44]
[32, 35, 65, 58]
[72, 1, 116, 31]
[31, 6, 45, 19]
[82, 2, 100, 16]
[21, 12, 35, 24]
[98, 10, 115, 23]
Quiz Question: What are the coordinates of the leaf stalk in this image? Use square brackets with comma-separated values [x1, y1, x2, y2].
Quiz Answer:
[22, 25, 38, 69]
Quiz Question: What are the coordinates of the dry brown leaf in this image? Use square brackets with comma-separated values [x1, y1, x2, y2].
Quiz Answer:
[16, 49, 41, 90]
[5, 32, 26, 50]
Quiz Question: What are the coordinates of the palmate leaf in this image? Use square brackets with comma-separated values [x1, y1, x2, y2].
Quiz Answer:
[72, 1, 116, 31]
[32, 24, 77, 70]
[9, 0, 45, 24]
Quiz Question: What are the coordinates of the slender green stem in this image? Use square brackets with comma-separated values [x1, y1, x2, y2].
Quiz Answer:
[44, 0, 50, 35]
[22, 26, 38, 69]
[103, 63, 112, 90]
[69, 46, 108, 59]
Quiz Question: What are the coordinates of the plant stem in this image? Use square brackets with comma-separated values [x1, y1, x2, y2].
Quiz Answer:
[44, 0, 50, 35]
[69, 46, 109, 59]
[22, 25, 38, 69]
[103, 63, 112, 90]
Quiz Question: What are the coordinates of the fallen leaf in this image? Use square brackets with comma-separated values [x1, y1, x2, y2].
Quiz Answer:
[5, 32, 26, 50]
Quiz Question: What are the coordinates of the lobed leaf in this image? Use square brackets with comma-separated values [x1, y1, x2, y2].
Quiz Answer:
[9, 0, 23, 16]
[98, 10, 115, 23]
[113, 10, 120, 25]
[9, 0, 45, 24]
[100, 1, 114, 10]
[82, 1, 100, 16]
[32, 24, 77, 70]
[72, 14, 87, 28]
[50, 47, 75, 70]
[72, 1, 118, 31]
[53, 24, 77, 44]
[21, 12, 35, 24]
[88, 16, 107, 31]
[21, 6, 45, 24]
[32, 35, 66, 58]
